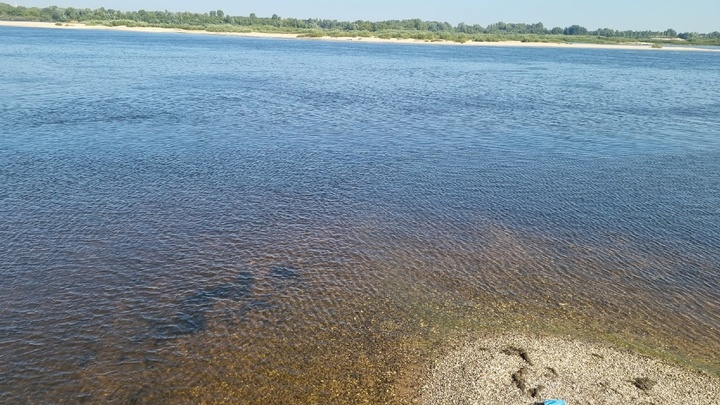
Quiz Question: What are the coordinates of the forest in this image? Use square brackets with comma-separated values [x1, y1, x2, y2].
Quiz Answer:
[2, 3, 719, 45]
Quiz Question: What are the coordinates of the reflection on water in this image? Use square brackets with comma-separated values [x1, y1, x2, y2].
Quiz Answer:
[1, 26, 719, 403]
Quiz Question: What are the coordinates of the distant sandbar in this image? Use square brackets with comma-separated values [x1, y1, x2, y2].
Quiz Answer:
[2, 21, 719, 52]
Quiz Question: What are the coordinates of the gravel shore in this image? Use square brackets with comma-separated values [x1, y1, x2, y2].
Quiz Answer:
[421, 333, 720, 404]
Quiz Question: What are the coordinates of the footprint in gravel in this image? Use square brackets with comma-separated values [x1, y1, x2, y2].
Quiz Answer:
[502, 346, 533, 365]
[632, 376, 657, 393]
[511, 366, 545, 398]
[512, 367, 529, 391]
[544, 367, 559, 378]
[506, 348, 555, 398]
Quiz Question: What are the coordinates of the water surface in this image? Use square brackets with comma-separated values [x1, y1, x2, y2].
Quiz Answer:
[1, 27, 719, 403]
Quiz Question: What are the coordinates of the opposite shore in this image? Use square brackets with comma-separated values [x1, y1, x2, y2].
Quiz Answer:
[2, 20, 720, 52]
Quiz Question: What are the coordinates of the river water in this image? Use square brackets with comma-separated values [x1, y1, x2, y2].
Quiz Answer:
[1, 27, 719, 403]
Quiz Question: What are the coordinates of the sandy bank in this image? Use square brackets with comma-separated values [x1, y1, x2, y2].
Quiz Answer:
[2, 21, 718, 52]
[421, 333, 720, 404]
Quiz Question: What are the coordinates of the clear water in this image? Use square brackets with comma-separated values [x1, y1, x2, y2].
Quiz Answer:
[1, 27, 719, 403]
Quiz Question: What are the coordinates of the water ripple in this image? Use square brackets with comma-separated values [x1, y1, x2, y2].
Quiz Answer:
[1, 26, 719, 403]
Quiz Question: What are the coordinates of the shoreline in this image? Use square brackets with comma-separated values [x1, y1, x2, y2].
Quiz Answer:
[2, 21, 719, 52]
[420, 332, 720, 404]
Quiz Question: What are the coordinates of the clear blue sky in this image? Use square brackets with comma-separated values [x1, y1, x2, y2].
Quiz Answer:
[15, 0, 720, 33]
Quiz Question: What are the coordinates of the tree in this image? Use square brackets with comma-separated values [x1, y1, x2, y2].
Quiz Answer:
[564, 25, 588, 35]
[49, 6, 63, 21]
[596, 28, 616, 37]
[529, 22, 546, 34]
[678, 32, 695, 40]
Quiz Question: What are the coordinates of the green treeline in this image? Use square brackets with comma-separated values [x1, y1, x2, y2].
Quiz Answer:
[2, 3, 719, 45]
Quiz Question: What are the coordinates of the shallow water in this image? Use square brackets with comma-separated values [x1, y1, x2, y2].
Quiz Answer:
[1, 27, 719, 403]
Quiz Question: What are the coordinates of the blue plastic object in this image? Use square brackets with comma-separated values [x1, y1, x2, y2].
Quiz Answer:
[544, 400, 567, 405]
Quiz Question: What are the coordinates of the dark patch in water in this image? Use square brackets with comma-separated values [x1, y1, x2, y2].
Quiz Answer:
[158, 271, 254, 338]
[269, 266, 299, 280]
[157, 269, 302, 338]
